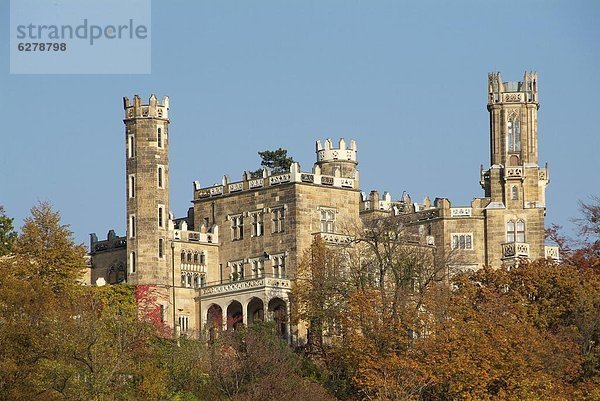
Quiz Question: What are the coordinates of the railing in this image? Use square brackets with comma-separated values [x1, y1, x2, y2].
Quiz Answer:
[201, 274, 291, 296]
[174, 229, 216, 244]
[502, 242, 529, 259]
[450, 207, 472, 217]
[544, 245, 560, 260]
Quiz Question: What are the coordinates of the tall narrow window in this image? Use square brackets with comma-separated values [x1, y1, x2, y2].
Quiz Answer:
[511, 186, 519, 200]
[127, 134, 135, 158]
[516, 220, 526, 242]
[506, 220, 516, 242]
[272, 208, 285, 233]
[231, 215, 243, 240]
[320, 209, 335, 233]
[251, 211, 264, 237]
[130, 251, 136, 273]
[251, 259, 264, 278]
[158, 206, 164, 228]
[158, 238, 164, 258]
[128, 175, 135, 198]
[129, 215, 136, 238]
[451, 234, 473, 250]
[508, 117, 521, 152]
[230, 261, 244, 281]
[157, 166, 164, 188]
[273, 255, 286, 278]
[157, 127, 163, 148]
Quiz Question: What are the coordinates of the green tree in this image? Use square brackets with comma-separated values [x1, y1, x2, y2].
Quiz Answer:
[251, 148, 295, 177]
[0, 206, 17, 256]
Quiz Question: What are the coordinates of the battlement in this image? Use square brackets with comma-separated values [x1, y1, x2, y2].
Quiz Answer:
[193, 161, 357, 201]
[123, 94, 170, 120]
[315, 138, 357, 164]
[90, 230, 126, 254]
[488, 71, 537, 105]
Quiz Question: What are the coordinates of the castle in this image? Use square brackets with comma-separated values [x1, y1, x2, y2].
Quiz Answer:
[89, 72, 559, 341]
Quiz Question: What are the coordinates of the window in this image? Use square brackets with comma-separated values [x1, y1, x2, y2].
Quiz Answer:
[511, 186, 519, 200]
[158, 205, 164, 228]
[160, 304, 165, 322]
[129, 215, 136, 238]
[516, 220, 526, 242]
[200, 274, 206, 287]
[157, 127, 163, 148]
[128, 175, 135, 198]
[158, 238, 164, 258]
[320, 208, 336, 233]
[181, 251, 186, 263]
[178, 315, 189, 333]
[127, 134, 135, 158]
[180, 273, 186, 287]
[230, 261, 244, 281]
[231, 215, 244, 240]
[200, 252, 206, 265]
[506, 220, 526, 242]
[272, 208, 285, 233]
[251, 258, 264, 278]
[507, 116, 521, 152]
[157, 166, 164, 188]
[251, 211, 264, 237]
[451, 234, 473, 250]
[273, 254, 286, 278]
[130, 251, 136, 273]
[193, 253, 198, 264]
[193, 273, 200, 288]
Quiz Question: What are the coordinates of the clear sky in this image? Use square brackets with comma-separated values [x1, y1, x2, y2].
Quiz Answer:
[1, 1, 599, 246]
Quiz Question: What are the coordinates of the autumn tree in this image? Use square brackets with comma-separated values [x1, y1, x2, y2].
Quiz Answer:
[0, 206, 17, 256]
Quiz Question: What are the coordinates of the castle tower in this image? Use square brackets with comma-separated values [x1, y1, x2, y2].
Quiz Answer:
[481, 72, 549, 266]
[314, 138, 358, 182]
[123, 95, 171, 285]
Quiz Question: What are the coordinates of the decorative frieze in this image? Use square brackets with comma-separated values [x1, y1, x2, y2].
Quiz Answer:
[450, 207, 472, 217]
[201, 277, 291, 296]
[228, 182, 243, 192]
[249, 178, 263, 189]
[269, 173, 291, 185]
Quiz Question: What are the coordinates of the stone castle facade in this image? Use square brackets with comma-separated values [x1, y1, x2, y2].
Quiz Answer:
[89, 71, 559, 340]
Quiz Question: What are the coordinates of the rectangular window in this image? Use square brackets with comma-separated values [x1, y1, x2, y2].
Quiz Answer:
[230, 261, 244, 281]
[158, 205, 164, 228]
[320, 208, 336, 233]
[231, 215, 244, 241]
[127, 134, 135, 158]
[251, 211, 264, 237]
[158, 238, 164, 258]
[157, 127, 163, 148]
[157, 165, 164, 188]
[451, 233, 473, 250]
[178, 315, 189, 333]
[130, 251, 136, 273]
[272, 207, 285, 233]
[250, 258, 264, 278]
[160, 305, 165, 322]
[129, 215, 136, 238]
[273, 254, 286, 278]
[128, 175, 135, 198]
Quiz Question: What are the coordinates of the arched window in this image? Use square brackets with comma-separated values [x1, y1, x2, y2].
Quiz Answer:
[516, 220, 526, 242]
[506, 220, 515, 242]
[187, 252, 192, 263]
[181, 251, 186, 263]
[507, 116, 521, 152]
[511, 186, 519, 200]
[506, 220, 526, 243]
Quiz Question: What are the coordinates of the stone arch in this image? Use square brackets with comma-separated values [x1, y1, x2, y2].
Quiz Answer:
[227, 300, 243, 331]
[247, 297, 264, 325]
[268, 297, 287, 338]
[206, 304, 223, 341]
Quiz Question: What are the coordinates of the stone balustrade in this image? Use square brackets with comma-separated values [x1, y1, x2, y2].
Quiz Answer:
[173, 229, 217, 244]
[502, 242, 529, 259]
[544, 245, 560, 260]
[201, 276, 291, 296]
[505, 166, 523, 179]
[314, 232, 353, 245]
[450, 207, 472, 217]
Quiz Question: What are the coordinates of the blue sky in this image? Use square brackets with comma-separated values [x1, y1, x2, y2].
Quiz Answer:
[1, 1, 599, 246]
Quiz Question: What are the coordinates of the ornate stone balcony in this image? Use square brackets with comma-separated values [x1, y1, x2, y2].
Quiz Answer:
[313, 232, 353, 245]
[504, 166, 523, 179]
[200, 275, 291, 297]
[544, 245, 560, 260]
[502, 242, 529, 259]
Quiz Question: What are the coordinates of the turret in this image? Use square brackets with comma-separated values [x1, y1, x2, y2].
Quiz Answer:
[314, 138, 358, 181]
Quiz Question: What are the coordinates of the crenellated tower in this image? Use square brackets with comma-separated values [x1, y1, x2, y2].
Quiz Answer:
[314, 138, 358, 183]
[481, 72, 549, 265]
[124, 94, 171, 285]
